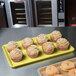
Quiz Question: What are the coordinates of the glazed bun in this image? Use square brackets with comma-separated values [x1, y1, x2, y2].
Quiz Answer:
[60, 60, 75, 72]
[54, 74, 64, 76]
[42, 42, 55, 55]
[22, 38, 34, 49]
[46, 65, 59, 76]
[68, 69, 76, 76]
[26, 45, 40, 58]
[10, 48, 23, 62]
[56, 38, 70, 50]
[36, 34, 48, 45]
[50, 30, 62, 42]
[6, 41, 18, 53]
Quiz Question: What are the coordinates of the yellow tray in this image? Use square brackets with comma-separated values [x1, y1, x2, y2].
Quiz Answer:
[2, 34, 74, 68]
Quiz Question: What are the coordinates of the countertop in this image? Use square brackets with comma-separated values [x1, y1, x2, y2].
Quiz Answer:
[0, 27, 76, 76]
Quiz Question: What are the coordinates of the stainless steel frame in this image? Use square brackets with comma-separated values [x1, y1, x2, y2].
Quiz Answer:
[24, 0, 35, 27]
[52, 0, 58, 26]
[33, 0, 58, 27]
[5, 0, 13, 28]
[4, 0, 28, 28]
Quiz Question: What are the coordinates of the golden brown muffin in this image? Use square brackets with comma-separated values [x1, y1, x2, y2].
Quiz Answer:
[60, 60, 75, 72]
[6, 41, 18, 53]
[56, 38, 70, 50]
[42, 42, 55, 55]
[54, 74, 64, 76]
[50, 30, 62, 42]
[22, 38, 34, 49]
[68, 69, 76, 76]
[10, 48, 23, 62]
[26, 45, 40, 58]
[36, 34, 48, 45]
[46, 65, 59, 76]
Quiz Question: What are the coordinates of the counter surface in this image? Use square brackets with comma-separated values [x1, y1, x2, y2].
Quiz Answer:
[0, 27, 76, 76]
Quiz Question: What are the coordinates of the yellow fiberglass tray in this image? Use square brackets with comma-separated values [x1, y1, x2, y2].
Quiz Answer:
[2, 34, 74, 68]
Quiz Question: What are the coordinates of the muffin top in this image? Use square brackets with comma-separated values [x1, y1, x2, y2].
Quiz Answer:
[42, 42, 55, 51]
[6, 41, 18, 47]
[50, 30, 62, 41]
[26, 45, 39, 55]
[56, 38, 69, 46]
[10, 48, 23, 59]
[36, 34, 48, 44]
[68, 69, 76, 76]
[22, 38, 33, 46]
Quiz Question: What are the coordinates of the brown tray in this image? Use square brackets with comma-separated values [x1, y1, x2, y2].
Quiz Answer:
[38, 57, 76, 76]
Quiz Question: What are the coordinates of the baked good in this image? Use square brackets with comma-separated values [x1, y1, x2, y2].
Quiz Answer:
[46, 65, 59, 76]
[68, 69, 76, 76]
[36, 34, 48, 45]
[42, 42, 55, 55]
[22, 38, 34, 49]
[26, 45, 40, 58]
[10, 48, 23, 62]
[50, 30, 62, 42]
[56, 38, 70, 50]
[60, 60, 75, 72]
[6, 41, 18, 53]
[54, 74, 64, 76]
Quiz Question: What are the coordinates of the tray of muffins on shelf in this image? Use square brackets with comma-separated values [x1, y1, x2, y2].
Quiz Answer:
[2, 30, 74, 68]
[38, 57, 76, 76]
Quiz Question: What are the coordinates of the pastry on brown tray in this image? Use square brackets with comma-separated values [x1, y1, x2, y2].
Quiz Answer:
[68, 69, 76, 76]
[10, 48, 23, 62]
[26, 45, 40, 58]
[50, 30, 62, 42]
[22, 38, 34, 49]
[6, 41, 18, 53]
[46, 65, 59, 76]
[36, 34, 48, 45]
[60, 60, 75, 72]
[42, 42, 55, 55]
[56, 38, 70, 50]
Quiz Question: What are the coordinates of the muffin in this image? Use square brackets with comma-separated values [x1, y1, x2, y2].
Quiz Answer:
[22, 38, 34, 49]
[42, 42, 55, 55]
[26, 45, 40, 58]
[6, 41, 18, 53]
[60, 60, 75, 72]
[50, 30, 62, 42]
[10, 48, 23, 62]
[56, 38, 70, 50]
[68, 69, 76, 76]
[36, 34, 48, 45]
[46, 65, 59, 76]
[54, 74, 64, 76]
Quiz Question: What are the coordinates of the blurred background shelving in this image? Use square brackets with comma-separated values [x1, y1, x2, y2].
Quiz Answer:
[0, 0, 76, 28]
[0, 0, 58, 28]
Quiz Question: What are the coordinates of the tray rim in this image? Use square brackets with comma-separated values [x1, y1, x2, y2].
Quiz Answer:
[2, 45, 74, 68]
[2, 46, 13, 67]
